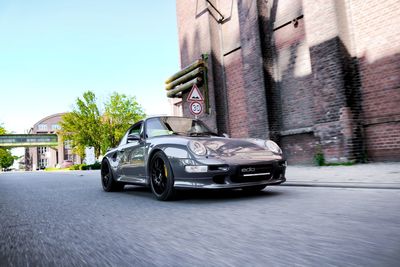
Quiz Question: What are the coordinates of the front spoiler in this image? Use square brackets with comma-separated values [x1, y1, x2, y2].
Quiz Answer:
[174, 177, 286, 189]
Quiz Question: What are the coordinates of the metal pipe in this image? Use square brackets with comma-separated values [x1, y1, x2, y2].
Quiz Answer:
[206, 0, 225, 22]
[165, 67, 203, 90]
[166, 78, 201, 98]
[217, 5, 230, 134]
[165, 59, 204, 84]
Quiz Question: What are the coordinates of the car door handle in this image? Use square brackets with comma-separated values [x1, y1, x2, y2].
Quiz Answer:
[119, 149, 125, 153]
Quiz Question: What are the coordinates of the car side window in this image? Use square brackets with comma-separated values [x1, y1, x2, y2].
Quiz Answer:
[119, 122, 143, 146]
[129, 123, 143, 136]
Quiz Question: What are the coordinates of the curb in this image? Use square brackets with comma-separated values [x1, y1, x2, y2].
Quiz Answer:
[282, 182, 400, 190]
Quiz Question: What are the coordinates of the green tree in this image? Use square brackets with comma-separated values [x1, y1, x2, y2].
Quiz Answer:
[59, 91, 145, 158]
[102, 92, 145, 150]
[0, 149, 14, 169]
[0, 124, 15, 169]
[59, 91, 103, 158]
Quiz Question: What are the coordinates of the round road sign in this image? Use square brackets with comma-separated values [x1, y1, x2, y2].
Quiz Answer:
[189, 101, 203, 116]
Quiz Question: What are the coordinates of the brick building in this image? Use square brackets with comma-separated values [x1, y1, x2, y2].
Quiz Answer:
[173, 0, 400, 164]
[26, 113, 81, 170]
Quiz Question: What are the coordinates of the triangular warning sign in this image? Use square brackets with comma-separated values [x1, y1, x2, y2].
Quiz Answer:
[187, 84, 204, 102]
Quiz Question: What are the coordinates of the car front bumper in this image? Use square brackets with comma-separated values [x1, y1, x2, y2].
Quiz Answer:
[172, 159, 286, 189]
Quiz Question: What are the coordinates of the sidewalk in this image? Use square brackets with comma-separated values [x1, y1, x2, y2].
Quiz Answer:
[283, 162, 400, 189]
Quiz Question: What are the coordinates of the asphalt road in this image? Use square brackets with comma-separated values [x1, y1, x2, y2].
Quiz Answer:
[1, 171, 399, 267]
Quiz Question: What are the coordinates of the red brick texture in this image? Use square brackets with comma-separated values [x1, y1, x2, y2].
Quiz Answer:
[237, 0, 269, 139]
[224, 50, 248, 138]
[175, 0, 400, 163]
[175, 0, 218, 131]
[348, 0, 400, 161]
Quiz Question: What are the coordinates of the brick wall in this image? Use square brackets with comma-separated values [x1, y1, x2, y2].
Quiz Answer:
[281, 133, 316, 165]
[257, 0, 318, 163]
[348, 0, 400, 161]
[175, 0, 400, 163]
[175, 0, 218, 131]
[224, 50, 248, 137]
[237, 0, 269, 139]
[273, 19, 314, 131]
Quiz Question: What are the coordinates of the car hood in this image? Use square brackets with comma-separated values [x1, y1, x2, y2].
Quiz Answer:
[183, 136, 281, 161]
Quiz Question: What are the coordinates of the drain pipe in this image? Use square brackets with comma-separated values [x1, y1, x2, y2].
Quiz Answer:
[217, 8, 230, 135]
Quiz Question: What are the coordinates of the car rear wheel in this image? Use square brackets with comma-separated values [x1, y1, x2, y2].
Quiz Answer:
[101, 160, 124, 192]
[150, 151, 175, 201]
[242, 184, 267, 192]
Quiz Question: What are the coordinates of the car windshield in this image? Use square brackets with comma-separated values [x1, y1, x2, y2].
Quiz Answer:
[146, 117, 218, 138]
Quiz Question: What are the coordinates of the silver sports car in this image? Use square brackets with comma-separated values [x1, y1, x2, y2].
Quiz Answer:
[101, 116, 286, 200]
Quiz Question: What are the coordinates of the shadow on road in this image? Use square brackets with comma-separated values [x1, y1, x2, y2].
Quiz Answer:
[122, 185, 284, 202]
[121, 186, 154, 200]
[176, 189, 283, 203]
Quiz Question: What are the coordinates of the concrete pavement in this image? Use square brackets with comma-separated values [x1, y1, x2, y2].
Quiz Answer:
[284, 162, 400, 189]
[2, 162, 399, 189]
[1, 171, 400, 266]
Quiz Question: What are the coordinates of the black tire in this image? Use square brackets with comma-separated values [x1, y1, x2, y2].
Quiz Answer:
[101, 160, 124, 192]
[149, 151, 176, 201]
[242, 184, 267, 192]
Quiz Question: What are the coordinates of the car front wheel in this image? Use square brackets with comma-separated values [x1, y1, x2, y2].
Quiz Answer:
[149, 151, 175, 201]
[101, 160, 124, 192]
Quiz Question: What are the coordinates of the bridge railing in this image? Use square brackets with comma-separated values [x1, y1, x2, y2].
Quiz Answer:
[0, 134, 58, 148]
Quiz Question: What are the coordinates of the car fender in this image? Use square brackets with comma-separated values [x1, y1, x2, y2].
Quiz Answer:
[146, 143, 192, 177]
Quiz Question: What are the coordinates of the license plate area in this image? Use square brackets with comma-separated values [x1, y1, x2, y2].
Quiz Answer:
[239, 165, 273, 177]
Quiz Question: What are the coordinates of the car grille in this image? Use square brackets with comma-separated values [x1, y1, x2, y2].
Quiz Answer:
[231, 164, 273, 183]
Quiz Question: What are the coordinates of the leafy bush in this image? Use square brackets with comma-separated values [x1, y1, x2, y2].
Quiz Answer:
[314, 152, 325, 166]
[69, 164, 83, 170]
[314, 145, 325, 166]
[82, 162, 101, 170]
[314, 145, 355, 166]
[68, 162, 101, 170]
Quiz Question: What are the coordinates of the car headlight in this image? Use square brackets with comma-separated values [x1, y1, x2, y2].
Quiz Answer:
[188, 141, 207, 156]
[265, 140, 282, 154]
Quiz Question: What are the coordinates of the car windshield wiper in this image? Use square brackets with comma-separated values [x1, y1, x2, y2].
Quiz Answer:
[172, 131, 186, 135]
[188, 131, 219, 137]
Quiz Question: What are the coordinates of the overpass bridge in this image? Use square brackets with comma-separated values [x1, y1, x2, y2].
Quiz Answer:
[0, 134, 58, 148]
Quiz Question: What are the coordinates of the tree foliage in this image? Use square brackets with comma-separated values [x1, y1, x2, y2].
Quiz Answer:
[0, 149, 14, 169]
[102, 92, 145, 150]
[60, 91, 103, 158]
[59, 91, 145, 158]
[0, 124, 15, 169]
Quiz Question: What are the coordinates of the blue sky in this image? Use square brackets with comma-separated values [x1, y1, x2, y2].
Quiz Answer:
[0, 0, 180, 134]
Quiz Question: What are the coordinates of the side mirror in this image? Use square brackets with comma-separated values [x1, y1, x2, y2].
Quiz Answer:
[222, 133, 230, 138]
[127, 134, 141, 142]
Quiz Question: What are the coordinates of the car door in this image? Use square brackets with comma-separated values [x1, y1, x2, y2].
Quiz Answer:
[122, 122, 146, 183]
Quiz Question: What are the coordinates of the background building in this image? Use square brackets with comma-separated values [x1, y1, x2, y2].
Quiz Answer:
[173, 0, 400, 164]
[26, 113, 81, 170]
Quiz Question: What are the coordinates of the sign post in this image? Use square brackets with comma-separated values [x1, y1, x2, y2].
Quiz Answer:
[187, 84, 205, 118]
[189, 101, 203, 116]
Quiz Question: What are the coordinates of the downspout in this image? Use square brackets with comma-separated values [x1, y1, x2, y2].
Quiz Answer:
[216, 4, 230, 135]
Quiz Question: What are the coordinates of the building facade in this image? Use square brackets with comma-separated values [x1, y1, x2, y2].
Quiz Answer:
[26, 113, 80, 170]
[174, 0, 400, 164]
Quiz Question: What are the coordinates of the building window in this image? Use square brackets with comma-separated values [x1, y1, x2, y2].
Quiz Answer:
[37, 124, 48, 131]
[39, 158, 48, 168]
[38, 147, 48, 154]
[51, 124, 61, 131]
[64, 140, 72, 149]
[64, 150, 73, 161]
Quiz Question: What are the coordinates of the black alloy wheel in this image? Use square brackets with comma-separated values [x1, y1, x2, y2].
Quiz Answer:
[150, 151, 175, 201]
[101, 160, 124, 192]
